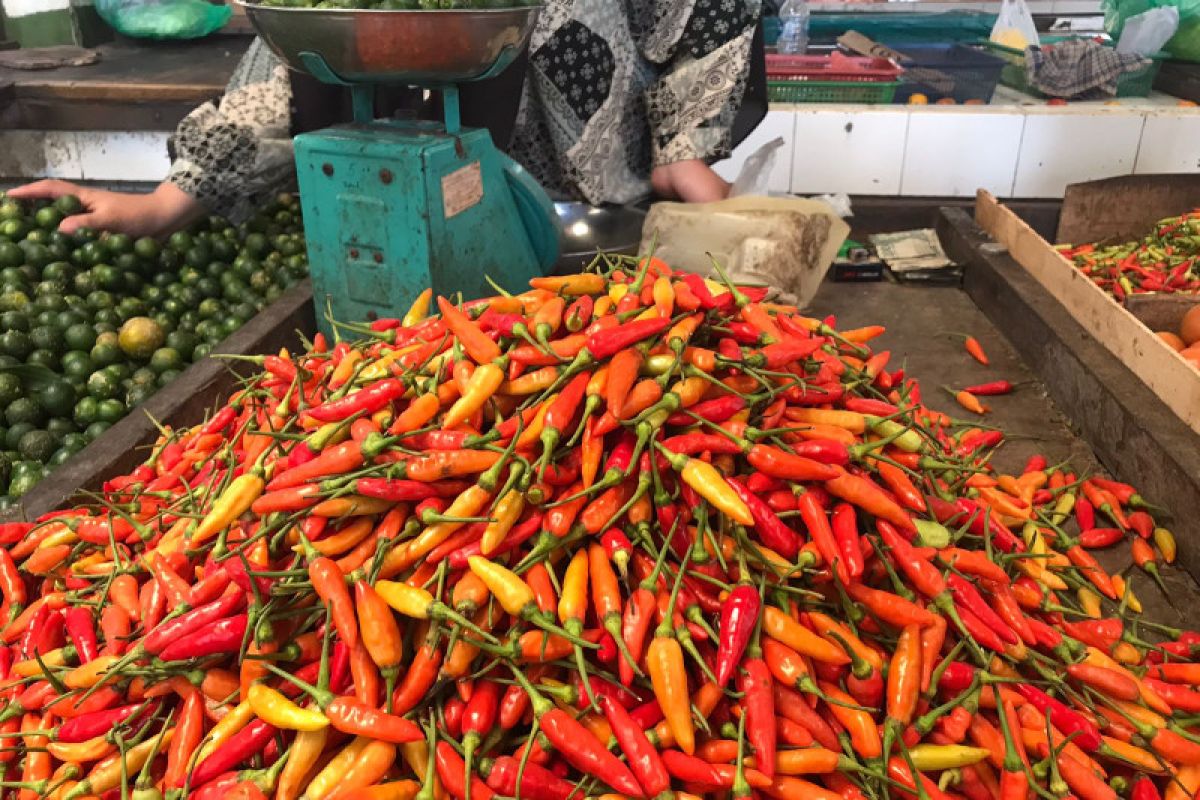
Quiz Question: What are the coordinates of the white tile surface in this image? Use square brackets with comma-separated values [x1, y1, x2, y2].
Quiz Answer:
[788, 108, 910, 195]
[1013, 114, 1145, 197]
[1134, 114, 1200, 174]
[712, 110, 796, 194]
[74, 131, 171, 182]
[902, 111, 1024, 197]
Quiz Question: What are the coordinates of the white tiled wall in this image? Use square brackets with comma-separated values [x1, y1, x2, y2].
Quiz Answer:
[713, 104, 1200, 198]
[1012, 114, 1145, 196]
[711, 110, 796, 193]
[903, 111, 1024, 196]
[790, 108, 910, 195]
[0, 131, 171, 182]
[1135, 114, 1200, 174]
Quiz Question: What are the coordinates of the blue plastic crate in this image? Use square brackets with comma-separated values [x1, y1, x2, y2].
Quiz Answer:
[887, 42, 1006, 103]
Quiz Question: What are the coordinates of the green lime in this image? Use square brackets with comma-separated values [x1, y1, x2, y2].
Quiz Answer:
[19, 242, 50, 270]
[0, 330, 32, 361]
[56, 310, 86, 329]
[60, 432, 87, 453]
[140, 285, 165, 306]
[61, 351, 94, 381]
[0, 219, 27, 241]
[0, 201, 21, 221]
[126, 383, 156, 407]
[0, 291, 30, 313]
[29, 326, 65, 355]
[5, 423, 34, 451]
[92, 264, 121, 291]
[157, 369, 181, 387]
[33, 293, 66, 313]
[72, 272, 96, 296]
[0, 374, 19, 407]
[93, 309, 120, 328]
[134, 237, 160, 261]
[148, 347, 182, 374]
[167, 231, 193, 252]
[197, 298, 222, 320]
[41, 380, 76, 418]
[165, 330, 198, 360]
[117, 317, 165, 360]
[105, 233, 133, 256]
[117, 297, 147, 319]
[96, 398, 126, 423]
[0, 311, 28, 332]
[0, 242, 23, 269]
[78, 241, 106, 268]
[53, 195, 83, 216]
[8, 464, 44, 497]
[25, 350, 58, 371]
[86, 290, 114, 311]
[6, 397, 44, 427]
[33, 207, 62, 231]
[85, 370, 120, 401]
[18, 429, 56, 462]
[83, 421, 110, 441]
[130, 367, 157, 387]
[64, 323, 96, 352]
[45, 417, 75, 442]
[73, 396, 98, 427]
[103, 363, 131, 382]
[48, 447, 73, 467]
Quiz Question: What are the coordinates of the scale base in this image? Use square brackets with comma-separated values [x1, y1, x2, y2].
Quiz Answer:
[296, 120, 557, 336]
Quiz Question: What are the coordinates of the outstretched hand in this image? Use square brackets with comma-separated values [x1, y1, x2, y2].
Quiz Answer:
[7, 180, 207, 240]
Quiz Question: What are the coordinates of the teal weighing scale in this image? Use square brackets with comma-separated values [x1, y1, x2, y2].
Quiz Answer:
[241, 4, 560, 336]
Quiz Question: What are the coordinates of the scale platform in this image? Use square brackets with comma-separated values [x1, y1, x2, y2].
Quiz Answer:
[240, 3, 559, 334]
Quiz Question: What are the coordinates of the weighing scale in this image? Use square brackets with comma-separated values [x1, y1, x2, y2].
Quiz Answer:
[242, 4, 560, 336]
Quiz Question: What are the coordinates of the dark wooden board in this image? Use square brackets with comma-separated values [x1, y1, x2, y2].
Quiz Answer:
[0, 36, 248, 131]
[941, 206, 1200, 587]
[1155, 60, 1200, 105]
[0, 280, 315, 523]
[1056, 174, 1200, 245]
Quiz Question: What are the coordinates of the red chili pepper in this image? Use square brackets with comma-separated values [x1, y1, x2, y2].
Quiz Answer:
[1014, 683, 1102, 752]
[714, 584, 759, 688]
[600, 695, 670, 797]
[961, 380, 1014, 396]
[740, 655, 777, 778]
[946, 573, 1018, 645]
[158, 614, 248, 662]
[726, 477, 799, 558]
[63, 607, 98, 664]
[586, 317, 671, 360]
[306, 378, 406, 423]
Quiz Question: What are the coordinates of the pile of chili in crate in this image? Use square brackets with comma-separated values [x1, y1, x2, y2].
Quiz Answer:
[1061, 210, 1200, 299]
[0, 257, 1191, 800]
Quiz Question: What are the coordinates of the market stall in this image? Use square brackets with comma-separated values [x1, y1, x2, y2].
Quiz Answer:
[0, 3, 1199, 800]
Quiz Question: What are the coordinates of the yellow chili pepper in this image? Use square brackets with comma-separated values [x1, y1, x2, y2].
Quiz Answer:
[47, 736, 115, 764]
[304, 736, 370, 800]
[558, 549, 588, 627]
[64, 729, 173, 800]
[647, 635, 693, 755]
[1112, 573, 1143, 613]
[63, 654, 122, 690]
[248, 683, 329, 732]
[1049, 490, 1076, 525]
[402, 484, 494, 566]
[329, 349, 363, 389]
[652, 275, 674, 317]
[501, 365, 560, 396]
[481, 488, 526, 555]
[403, 287, 433, 327]
[191, 471, 265, 545]
[608, 282, 629, 303]
[656, 446, 753, 526]
[516, 395, 554, 449]
[196, 699, 254, 763]
[443, 362, 505, 429]
[530, 273, 606, 296]
[1077, 587, 1102, 619]
[12, 645, 72, 678]
[37, 528, 78, 549]
[906, 744, 991, 771]
[467, 556, 536, 617]
[277, 728, 329, 800]
[1154, 527, 1177, 563]
[359, 343, 424, 384]
[375, 580, 435, 620]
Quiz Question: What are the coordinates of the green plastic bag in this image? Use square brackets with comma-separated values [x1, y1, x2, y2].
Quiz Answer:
[1104, 0, 1200, 60]
[95, 0, 231, 39]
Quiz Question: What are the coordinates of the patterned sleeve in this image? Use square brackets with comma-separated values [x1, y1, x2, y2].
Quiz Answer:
[165, 37, 296, 223]
[638, 0, 761, 167]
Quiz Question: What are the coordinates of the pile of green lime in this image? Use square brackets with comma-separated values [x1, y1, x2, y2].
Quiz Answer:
[0, 192, 306, 507]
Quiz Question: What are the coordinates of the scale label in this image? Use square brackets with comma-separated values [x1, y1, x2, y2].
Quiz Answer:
[442, 162, 484, 219]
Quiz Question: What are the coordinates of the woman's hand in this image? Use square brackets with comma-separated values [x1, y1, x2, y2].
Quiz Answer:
[650, 160, 731, 204]
[7, 180, 207, 239]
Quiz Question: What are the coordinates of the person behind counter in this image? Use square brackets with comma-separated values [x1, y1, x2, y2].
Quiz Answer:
[10, 3, 766, 238]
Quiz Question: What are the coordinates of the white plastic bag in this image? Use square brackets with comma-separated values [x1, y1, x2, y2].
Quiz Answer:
[1116, 7, 1179, 54]
[729, 137, 785, 198]
[991, 0, 1040, 49]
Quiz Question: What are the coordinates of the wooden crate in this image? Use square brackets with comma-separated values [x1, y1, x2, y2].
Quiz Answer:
[975, 185, 1200, 435]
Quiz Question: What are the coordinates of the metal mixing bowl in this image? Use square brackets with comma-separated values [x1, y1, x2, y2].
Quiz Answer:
[554, 202, 647, 274]
[238, 4, 540, 85]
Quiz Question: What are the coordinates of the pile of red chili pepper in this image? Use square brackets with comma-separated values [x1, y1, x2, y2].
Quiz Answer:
[0, 258, 1193, 800]
[1060, 210, 1200, 299]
